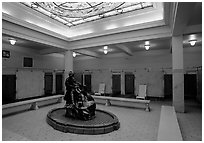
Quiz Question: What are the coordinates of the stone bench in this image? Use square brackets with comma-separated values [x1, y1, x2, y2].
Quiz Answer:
[157, 105, 183, 141]
[2, 95, 64, 116]
[92, 95, 150, 111]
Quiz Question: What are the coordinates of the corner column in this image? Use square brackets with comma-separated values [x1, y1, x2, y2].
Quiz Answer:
[63, 50, 73, 92]
[52, 71, 56, 94]
[172, 36, 185, 112]
[121, 72, 125, 95]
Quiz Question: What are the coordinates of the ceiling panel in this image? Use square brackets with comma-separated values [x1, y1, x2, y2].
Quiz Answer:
[21, 2, 153, 27]
[187, 2, 202, 26]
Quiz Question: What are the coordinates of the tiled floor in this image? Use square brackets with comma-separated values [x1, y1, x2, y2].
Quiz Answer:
[2, 100, 202, 141]
[176, 100, 202, 141]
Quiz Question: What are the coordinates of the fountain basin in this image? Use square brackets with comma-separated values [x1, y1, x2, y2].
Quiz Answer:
[47, 107, 120, 135]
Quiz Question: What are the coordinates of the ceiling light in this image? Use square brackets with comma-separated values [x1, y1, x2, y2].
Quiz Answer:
[144, 45, 150, 50]
[9, 39, 16, 45]
[103, 46, 108, 54]
[104, 46, 108, 50]
[144, 41, 150, 50]
[189, 40, 197, 46]
[104, 50, 108, 54]
[73, 52, 76, 57]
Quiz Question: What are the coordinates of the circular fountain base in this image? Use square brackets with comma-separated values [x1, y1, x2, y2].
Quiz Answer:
[47, 108, 120, 135]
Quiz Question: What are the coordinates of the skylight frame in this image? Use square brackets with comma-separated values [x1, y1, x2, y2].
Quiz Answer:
[21, 2, 153, 27]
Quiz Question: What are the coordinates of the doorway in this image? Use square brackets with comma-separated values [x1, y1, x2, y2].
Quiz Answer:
[125, 73, 135, 95]
[44, 73, 53, 95]
[112, 74, 121, 96]
[184, 74, 197, 99]
[164, 74, 198, 100]
[164, 74, 173, 99]
[56, 74, 63, 94]
[2, 75, 16, 104]
[84, 74, 91, 93]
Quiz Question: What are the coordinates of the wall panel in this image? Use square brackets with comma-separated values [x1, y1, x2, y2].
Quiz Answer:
[16, 70, 44, 99]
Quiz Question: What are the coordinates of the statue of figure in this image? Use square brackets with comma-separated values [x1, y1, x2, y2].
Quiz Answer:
[64, 71, 96, 120]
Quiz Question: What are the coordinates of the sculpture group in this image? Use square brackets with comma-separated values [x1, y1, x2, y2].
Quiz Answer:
[64, 71, 96, 120]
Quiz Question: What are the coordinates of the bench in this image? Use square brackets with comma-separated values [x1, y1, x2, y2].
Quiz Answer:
[92, 95, 150, 111]
[2, 95, 64, 116]
[157, 105, 183, 141]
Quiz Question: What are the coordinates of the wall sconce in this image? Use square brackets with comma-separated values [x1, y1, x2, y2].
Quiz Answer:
[9, 39, 16, 45]
[73, 52, 76, 57]
[189, 40, 197, 46]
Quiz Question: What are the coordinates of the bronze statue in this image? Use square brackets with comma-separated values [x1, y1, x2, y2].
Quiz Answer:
[64, 71, 96, 120]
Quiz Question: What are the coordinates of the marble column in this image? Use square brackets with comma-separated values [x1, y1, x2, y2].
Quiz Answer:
[63, 50, 73, 93]
[121, 72, 125, 95]
[52, 71, 56, 94]
[134, 72, 137, 96]
[172, 36, 185, 113]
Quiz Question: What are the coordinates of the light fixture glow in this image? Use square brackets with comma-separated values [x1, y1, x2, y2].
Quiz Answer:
[73, 52, 76, 57]
[145, 41, 150, 45]
[104, 49, 108, 54]
[189, 40, 197, 46]
[9, 39, 16, 45]
[104, 46, 108, 50]
[144, 45, 150, 50]
[144, 41, 150, 50]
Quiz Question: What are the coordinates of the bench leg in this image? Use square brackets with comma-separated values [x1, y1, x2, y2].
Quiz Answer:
[57, 97, 63, 103]
[145, 103, 150, 112]
[105, 99, 111, 106]
[30, 102, 39, 110]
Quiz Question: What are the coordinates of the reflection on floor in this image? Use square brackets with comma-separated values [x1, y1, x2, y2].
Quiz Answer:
[2, 99, 202, 141]
[176, 99, 202, 141]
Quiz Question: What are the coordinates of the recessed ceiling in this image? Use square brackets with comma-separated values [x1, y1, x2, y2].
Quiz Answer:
[21, 2, 153, 27]
[2, 2, 202, 58]
[2, 2, 164, 38]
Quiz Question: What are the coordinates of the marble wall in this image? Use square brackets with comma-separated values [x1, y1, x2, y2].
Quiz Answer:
[74, 48, 202, 98]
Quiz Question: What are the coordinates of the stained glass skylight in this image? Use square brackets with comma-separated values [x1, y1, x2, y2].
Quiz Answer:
[21, 2, 153, 27]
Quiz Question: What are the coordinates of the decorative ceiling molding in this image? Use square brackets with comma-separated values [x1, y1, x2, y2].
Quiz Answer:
[2, 13, 70, 41]
[3, 2, 164, 39]
[68, 26, 172, 50]
[2, 19, 70, 50]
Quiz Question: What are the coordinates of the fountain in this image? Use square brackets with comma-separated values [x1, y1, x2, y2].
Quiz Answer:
[47, 71, 120, 134]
